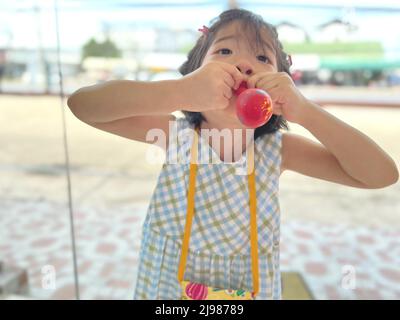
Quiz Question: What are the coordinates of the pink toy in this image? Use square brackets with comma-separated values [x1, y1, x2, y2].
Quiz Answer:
[234, 81, 273, 128]
[185, 282, 208, 300]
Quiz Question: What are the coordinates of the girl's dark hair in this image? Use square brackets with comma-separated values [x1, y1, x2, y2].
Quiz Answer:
[179, 8, 290, 140]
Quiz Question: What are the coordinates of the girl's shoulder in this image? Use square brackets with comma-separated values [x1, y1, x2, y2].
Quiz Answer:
[255, 129, 283, 170]
[170, 116, 196, 142]
[174, 116, 193, 131]
[165, 117, 195, 164]
[256, 129, 283, 152]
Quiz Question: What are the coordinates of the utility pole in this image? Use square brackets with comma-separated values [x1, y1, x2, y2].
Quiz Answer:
[33, 2, 50, 94]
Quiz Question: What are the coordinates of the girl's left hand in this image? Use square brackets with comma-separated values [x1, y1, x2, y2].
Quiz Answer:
[247, 71, 309, 124]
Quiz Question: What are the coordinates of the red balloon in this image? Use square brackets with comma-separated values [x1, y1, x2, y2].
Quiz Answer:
[234, 82, 273, 128]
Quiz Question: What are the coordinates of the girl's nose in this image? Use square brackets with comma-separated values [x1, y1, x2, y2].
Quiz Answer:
[236, 62, 253, 76]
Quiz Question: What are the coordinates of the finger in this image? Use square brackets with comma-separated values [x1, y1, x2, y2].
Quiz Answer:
[267, 95, 281, 115]
[222, 72, 235, 89]
[257, 78, 280, 91]
[260, 71, 294, 92]
[247, 73, 263, 89]
[222, 83, 233, 100]
[248, 72, 280, 89]
[267, 86, 280, 100]
[268, 87, 286, 105]
[272, 106, 282, 116]
[219, 63, 245, 89]
[268, 97, 280, 114]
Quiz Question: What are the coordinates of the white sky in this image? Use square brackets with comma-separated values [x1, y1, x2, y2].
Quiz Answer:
[0, 0, 399, 55]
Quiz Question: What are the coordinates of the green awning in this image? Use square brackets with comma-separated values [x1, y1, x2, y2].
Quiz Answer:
[283, 41, 383, 55]
[320, 57, 400, 71]
[282, 41, 400, 71]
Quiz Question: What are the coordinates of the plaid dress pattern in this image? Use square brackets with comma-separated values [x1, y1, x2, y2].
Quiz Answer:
[134, 117, 282, 300]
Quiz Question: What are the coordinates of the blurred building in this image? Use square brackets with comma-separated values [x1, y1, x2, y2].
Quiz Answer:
[276, 22, 309, 43]
[314, 18, 358, 43]
[1, 48, 80, 93]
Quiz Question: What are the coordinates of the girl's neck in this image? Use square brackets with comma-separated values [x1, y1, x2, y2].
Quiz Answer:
[199, 120, 255, 163]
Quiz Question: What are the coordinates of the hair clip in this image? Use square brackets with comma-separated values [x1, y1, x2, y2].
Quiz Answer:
[287, 54, 293, 67]
[198, 25, 209, 36]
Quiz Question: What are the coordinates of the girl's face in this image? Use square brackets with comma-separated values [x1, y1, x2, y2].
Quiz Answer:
[202, 20, 278, 73]
[201, 20, 278, 127]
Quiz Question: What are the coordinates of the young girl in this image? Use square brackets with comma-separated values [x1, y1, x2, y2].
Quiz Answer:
[67, 9, 398, 300]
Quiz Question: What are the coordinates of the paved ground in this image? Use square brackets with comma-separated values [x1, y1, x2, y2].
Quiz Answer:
[1, 197, 399, 299]
[0, 92, 399, 299]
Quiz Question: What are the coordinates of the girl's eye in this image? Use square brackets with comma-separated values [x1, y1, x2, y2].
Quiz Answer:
[257, 55, 270, 63]
[218, 48, 232, 55]
[217, 48, 269, 63]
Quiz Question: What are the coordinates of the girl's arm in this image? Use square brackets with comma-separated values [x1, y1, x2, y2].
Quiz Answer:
[67, 79, 184, 123]
[66, 62, 243, 147]
[67, 80, 184, 148]
[67, 62, 243, 123]
[281, 101, 399, 189]
[247, 71, 398, 189]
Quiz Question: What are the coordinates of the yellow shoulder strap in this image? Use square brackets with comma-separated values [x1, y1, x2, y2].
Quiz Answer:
[177, 126, 198, 282]
[177, 125, 259, 296]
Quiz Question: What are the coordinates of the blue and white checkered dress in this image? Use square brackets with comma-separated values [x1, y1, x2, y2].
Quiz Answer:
[134, 117, 282, 300]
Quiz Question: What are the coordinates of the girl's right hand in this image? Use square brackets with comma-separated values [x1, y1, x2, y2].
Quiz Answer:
[177, 61, 245, 112]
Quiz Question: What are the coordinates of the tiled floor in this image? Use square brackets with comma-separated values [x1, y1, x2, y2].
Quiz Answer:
[1, 197, 399, 300]
[280, 220, 400, 299]
[0, 197, 143, 300]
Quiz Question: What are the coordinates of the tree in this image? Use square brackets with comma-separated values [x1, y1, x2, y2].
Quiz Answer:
[81, 37, 121, 60]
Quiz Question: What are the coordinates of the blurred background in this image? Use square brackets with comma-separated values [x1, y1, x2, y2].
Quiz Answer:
[0, 0, 399, 300]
